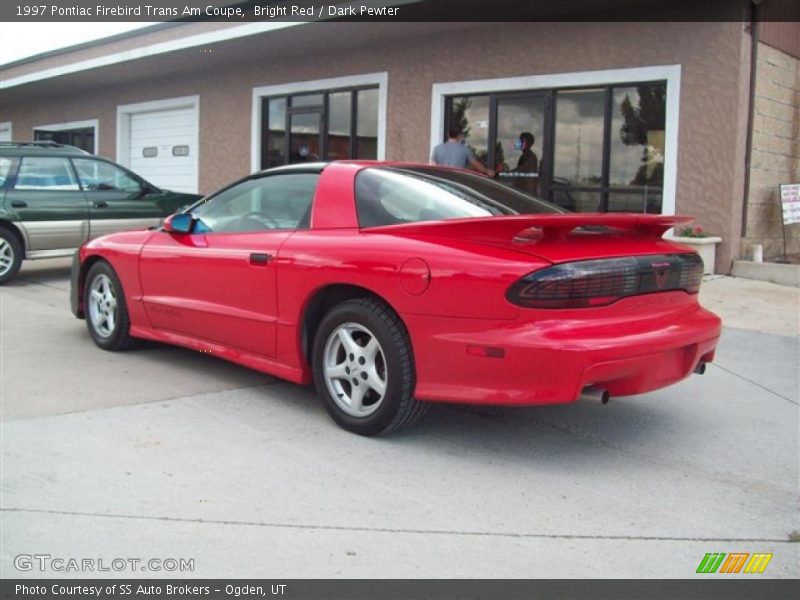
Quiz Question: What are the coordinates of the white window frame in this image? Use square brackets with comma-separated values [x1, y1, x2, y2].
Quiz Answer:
[430, 65, 681, 216]
[0, 121, 12, 142]
[116, 95, 200, 193]
[32, 119, 98, 154]
[251, 72, 388, 173]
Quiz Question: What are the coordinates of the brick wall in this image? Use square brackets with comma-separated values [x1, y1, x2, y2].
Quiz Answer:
[744, 42, 800, 260]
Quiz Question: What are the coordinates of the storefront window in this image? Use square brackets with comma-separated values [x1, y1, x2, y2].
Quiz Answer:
[444, 81, 667, 214]
[291, 94, 324, 108]
[261, 86, 379, 169]
[447, 95, 490, 167]
[608, 84, 665, 213]
[34, 127, 95, 154]
[553, 89, 605, 187]
[356, 88, 379, 160]
[263, 98, 287, 168]
[328, 92, 352, 160]
[607, 190, 663, 214]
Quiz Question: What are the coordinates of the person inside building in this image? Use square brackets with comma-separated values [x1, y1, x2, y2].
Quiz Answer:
[431, 124, 495, 177]
[513, 131, 539, 196]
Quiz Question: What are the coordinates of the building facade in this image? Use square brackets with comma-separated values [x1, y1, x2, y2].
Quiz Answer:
[1, 14, 798, 271]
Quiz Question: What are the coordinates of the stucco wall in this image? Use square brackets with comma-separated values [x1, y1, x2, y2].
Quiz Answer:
[744, 42, 800, 260]
[0, 21, 751, 272]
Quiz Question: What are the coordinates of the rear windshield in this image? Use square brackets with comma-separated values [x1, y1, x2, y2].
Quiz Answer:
[355, 166, 564, 228]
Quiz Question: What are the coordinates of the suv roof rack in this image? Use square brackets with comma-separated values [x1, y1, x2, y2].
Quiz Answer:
[0, 140, 90, 154]
[1, 140, 62, 147]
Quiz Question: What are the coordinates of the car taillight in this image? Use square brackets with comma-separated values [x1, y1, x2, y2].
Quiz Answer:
[507, 253, 704, 309]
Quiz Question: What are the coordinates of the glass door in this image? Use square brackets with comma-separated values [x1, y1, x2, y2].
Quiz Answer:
[491, 94, 549, 198]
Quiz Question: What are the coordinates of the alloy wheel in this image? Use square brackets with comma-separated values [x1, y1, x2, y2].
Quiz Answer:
[0, 237, 14, 277]
[87, 274, 118, 338]
[323, 322, 388, 417]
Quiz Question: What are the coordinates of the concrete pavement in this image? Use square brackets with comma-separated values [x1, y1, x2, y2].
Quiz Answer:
[1, 258, 797, 578]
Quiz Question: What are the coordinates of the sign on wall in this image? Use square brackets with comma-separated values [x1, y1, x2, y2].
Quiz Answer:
[780, 183, 800, 225]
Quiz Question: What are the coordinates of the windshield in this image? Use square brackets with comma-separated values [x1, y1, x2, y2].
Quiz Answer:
[355, 166, 565, 228]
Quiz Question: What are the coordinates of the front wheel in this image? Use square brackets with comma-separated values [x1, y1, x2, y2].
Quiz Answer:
[0, 228, 23, 284]
[312, 297, 427, 436]
[84, 261, 136, 351]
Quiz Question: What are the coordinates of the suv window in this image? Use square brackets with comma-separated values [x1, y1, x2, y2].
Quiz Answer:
[14, 157, 80, 191]
[73, 158, 141, 193]
[0, 157, 16, 188]
[192, 173, 318, 233]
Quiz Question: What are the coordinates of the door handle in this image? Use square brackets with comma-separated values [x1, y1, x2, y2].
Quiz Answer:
[93, 201, 109, 208]
[10, 200, 27, 208]
[249, 253, 273, 265]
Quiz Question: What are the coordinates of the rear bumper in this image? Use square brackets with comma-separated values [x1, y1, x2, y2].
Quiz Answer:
[408, 292, 722, 405]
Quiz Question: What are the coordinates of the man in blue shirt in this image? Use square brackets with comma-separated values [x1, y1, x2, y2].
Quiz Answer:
[431, 125, 495, 177]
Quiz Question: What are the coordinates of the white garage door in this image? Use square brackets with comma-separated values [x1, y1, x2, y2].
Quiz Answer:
[129, 107, 197, 193]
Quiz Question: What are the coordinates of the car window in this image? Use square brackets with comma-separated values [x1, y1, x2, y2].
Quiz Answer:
[13, 157, 80, 191]
[72, 158, 141, 193]
[0, 157, 17, 188]
[191, 173, 318, 233]
[355, 166, 563, 228]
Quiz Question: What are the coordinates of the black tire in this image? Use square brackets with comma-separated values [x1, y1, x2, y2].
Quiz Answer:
[0, 227, 23, 285]
[312, 297, 427, 436]
[84, 261, 136, 351]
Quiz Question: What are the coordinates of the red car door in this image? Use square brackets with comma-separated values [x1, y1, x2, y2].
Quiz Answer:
[137, 172, 319, 357]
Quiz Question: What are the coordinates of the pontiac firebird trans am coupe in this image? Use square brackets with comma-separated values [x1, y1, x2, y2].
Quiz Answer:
[70, 162, 721, 435]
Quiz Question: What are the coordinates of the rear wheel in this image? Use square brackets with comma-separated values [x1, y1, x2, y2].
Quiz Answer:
[0, 228, 23, 284]
[84, 261, 136, 351]
[312, 297, 427, 436]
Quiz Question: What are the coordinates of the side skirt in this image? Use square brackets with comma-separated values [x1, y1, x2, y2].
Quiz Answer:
[129, 325, 311, 385]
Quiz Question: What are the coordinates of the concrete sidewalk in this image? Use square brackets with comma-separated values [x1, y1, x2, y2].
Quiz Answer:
[699, 275, 799, 337]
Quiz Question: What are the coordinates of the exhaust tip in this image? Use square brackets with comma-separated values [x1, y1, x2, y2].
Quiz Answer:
[580, 386, 610, 404]
[694, 362, 706, 375]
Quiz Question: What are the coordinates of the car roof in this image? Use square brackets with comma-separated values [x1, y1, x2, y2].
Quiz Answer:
[252, 161, 473, 177]
[254, 162, 329, 176]
[0, 141, 90, 157]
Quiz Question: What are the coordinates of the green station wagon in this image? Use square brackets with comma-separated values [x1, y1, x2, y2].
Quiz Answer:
[0, 141, 201, 283]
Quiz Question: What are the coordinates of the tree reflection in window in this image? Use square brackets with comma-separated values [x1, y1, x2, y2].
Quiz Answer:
[449, 96, 490, 168]
[614, 85, 665, 188]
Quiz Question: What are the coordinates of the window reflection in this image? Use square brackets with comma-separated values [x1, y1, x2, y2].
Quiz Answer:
[328, 92, 352, 160]
[445, 83, 668, 214]
[448, 95, 490, 167]
[261, 87, 379, 168]
[553, 89, 605, 186]
[291, 94, 324, 108]
[607, 191, 663, 214]
[289, 113, 320, 163]
[263, 98, 286, 168]
[610, 85, 665, 188]
[356, 88, 379, 159]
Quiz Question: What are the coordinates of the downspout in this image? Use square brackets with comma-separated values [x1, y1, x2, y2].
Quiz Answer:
[740, 0, 760, 239]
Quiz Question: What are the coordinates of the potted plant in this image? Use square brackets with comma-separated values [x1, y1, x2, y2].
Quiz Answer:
[668, 223, 722, 275]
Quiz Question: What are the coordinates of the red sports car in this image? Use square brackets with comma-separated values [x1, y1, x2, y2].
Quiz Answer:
[71, 162, 721, 435]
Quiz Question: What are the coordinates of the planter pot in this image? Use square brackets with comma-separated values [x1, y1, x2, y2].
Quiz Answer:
[667, 236, 722, 275]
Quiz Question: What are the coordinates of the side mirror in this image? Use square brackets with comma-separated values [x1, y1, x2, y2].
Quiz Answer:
[163, 213, 194, 234]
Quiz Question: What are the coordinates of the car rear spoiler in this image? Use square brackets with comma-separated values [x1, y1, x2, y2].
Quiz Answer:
[367, 214, 694, 242]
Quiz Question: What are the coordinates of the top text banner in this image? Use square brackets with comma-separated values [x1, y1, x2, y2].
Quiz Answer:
[2, 0, 795, 22]
[4, 1, 409, 22]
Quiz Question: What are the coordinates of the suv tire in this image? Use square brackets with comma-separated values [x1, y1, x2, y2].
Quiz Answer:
[0, 227, 23, 284]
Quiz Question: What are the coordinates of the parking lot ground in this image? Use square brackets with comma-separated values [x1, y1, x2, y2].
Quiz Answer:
[1, 259, 798, 578]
